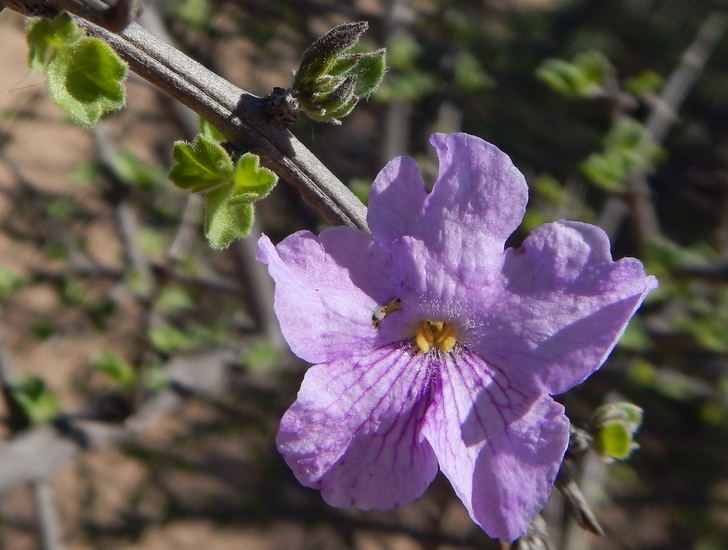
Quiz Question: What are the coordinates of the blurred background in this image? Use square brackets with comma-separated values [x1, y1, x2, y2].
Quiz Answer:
[1, 0, 728, 548]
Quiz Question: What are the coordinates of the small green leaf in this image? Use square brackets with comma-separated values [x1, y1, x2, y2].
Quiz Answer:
[306, 95, 357, 124]
[156, 285, 195, 315]
[168, 135, 233, 192]
[12, 375, 61, 424]
[204, 153, 277, 249]
[296, 21, 369, 85]
[91, 351, 136, 393]
[454, 51, 493, 92]
[45, 37, 127, 126]
[581, 117, 663, 192]
[624, 70, 664, 97]
[26, 13, 83, 71]
[536, 51, 612, 99]
[0, 266, 25, 301]
[349, 49, 387, 97]
[114, 150, 165, 188]
[205, 189, 254, 250]
[596, 422, 632, 459]
[148, 325, 196, 355]
[241, 339, 279, 372]
[199, 117, 226, 143]
[232, 153, 277, 199]
[591, 402, 643, 461]
[291, 22, 386, 124]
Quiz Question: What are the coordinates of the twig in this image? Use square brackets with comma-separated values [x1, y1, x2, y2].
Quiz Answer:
[600, 11, 728, 246]
[3, 1, 369, 230]
[91, 125, 156, 298]
[79, 18, 369, 231]
[0, 329, 65, 549]
[55, 0, 138, 31]
[32, 480, 63, 550]
[0, 348, 236, 492]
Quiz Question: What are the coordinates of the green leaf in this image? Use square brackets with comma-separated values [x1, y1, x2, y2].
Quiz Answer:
[204, 153, 277, 249]
[591, 402, 643, 461]
[45, 37, 127, 126]
[91, 351, 136, 393]
[536, 51, 611, 99]
[240, 340, 279, 372]
[199, 117, 226, 143]
[11, 375, 61, 424]
[291, 22, 386, 124]
[296, 21, 369, 85]
[205, 190, 254, 249]
[596, 422, 632, 460]
[454, 51, 494, 92]
[624, 70, 664, 97]
[148, 324, 196, 355]
[156, 285, 195, 315]
[0, 266, 25, 301]
[114, 150, 165, 188]
[349, 49, 387, 97]
[166, 0, 212, 28]
[581, 117, 664, 192]
[168, 135, 233, 192]
[232, 153, 277, 199]
[26, 13, 83, 71]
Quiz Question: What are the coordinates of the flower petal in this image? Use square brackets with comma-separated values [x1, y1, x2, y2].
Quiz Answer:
[479, 220, 658, 395]
[257, 227, 403, 363]
[369, 133, 527, 280]
[421, 351, 569, 541]
[277, 345, 439, 510]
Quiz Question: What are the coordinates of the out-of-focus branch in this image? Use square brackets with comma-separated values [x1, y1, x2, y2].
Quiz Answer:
[92, 125, 156, 298]
[0, 330, 64, 550]
[0, 348, 236, 492]
[600, 11, 728, 246]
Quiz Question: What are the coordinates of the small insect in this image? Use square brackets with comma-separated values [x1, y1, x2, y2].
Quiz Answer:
[371, 298, 402, 330]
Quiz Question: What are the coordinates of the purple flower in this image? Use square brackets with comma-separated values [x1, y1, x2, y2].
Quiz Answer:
[257, 133, 657, 541]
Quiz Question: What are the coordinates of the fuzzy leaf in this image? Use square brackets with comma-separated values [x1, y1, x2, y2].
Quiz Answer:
[205, 189, 255, 250]
[169, 135, 233, 192]
[592, 402, 643, 461]
[349, 49, 387, 97]
[296, 21, 368, 86]
[199, 117, 226, 143]
[204, 153, 277, 249]
[44, 37, 127, 126]
[26, 13, 83, 71]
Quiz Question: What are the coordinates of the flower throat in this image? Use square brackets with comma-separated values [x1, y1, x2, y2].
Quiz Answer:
[415, 321, 458, 353]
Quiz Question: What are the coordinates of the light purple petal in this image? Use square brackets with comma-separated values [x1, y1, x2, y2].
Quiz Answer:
[257, 227, 404, 364]
[421, 351, 569, 541]
[277, 345, 439, 510]
[477, 220, 658, 395]
[368, 133, 528, 280]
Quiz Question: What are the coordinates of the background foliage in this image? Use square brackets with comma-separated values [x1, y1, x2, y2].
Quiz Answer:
[2, 0, 728, 549]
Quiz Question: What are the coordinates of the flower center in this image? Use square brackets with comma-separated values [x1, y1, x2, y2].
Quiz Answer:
[415, 321, 458, 353]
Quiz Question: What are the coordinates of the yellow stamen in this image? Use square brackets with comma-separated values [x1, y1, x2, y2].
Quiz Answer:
[415, 321, 458, 353]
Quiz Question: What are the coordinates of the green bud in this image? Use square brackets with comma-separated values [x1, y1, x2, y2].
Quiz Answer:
[591, 402, 643, 461]
[296, 21, 368, 85]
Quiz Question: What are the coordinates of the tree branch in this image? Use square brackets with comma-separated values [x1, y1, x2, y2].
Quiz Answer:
[76, 18, 369, 231]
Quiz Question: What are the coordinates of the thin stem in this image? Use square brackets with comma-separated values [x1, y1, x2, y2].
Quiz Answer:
[75, 19, 369, 231]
